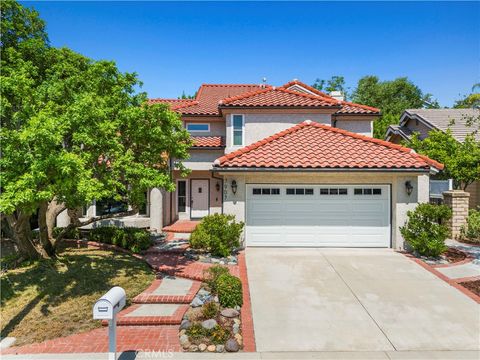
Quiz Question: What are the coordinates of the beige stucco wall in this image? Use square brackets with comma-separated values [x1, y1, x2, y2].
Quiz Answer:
[183, 150, 223, 171]
[335, 119, 373, 137]
[225, 113, 331, 153]
[217, 171, 429, 250]
[404, 118, 431, 139]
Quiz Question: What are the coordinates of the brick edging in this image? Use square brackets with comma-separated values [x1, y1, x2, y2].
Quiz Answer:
[238, 251, 256, 352]
[401, 252, 480, 304]
[452, 275, 480, 284]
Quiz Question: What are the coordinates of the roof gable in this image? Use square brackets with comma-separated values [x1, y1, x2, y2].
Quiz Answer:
[215, 120, 442, 170]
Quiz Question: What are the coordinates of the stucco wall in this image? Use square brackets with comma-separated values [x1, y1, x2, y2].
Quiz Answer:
[225, 113, 331, 152]
[218, 171, 429, 250]
[183, 150, 223, 171]
[335, 119, 373, 137]
[404, 118, 431, 139]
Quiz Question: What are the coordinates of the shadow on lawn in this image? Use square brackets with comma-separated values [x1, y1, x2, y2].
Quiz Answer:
[0, 246, 152, 339]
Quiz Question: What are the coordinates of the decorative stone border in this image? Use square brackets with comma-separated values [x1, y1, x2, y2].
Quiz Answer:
[402, 252, 480, 304]
[431, 251, 474, 268]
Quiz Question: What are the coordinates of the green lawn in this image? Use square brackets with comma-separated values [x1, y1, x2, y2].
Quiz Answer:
[1, 246, 155, 346]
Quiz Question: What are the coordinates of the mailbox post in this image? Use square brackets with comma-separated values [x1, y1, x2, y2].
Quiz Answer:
[93, 287, 126, 360]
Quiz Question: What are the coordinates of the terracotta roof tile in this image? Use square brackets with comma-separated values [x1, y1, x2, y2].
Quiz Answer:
[191, 136, 224, 148]
[215, 120, 442, 170]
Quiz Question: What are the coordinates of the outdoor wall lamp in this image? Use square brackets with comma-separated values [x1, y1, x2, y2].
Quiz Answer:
[215, 182, 220, 192]
[405, 181, 413, 196]
[231, 180, 238, 195]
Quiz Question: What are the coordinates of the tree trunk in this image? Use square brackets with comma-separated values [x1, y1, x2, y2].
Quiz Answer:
[38, 202, 55, 257]
[6, 213, 41, 260]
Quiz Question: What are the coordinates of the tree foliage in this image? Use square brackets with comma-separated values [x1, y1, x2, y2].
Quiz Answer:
[453, 84, 480, 109]
[351, 76, 439, 138]
[0, 1, 191, 259]
[408, 129, 480, 190]
[312, 76, 348, 98]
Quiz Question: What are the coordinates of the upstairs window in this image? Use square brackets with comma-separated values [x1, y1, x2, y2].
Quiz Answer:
[232, 115, 244, 146]
[186, 123, 210, 132]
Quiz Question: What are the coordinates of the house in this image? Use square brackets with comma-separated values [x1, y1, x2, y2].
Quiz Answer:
[385, 108, 480, 208]
[61, 80, 442, 250]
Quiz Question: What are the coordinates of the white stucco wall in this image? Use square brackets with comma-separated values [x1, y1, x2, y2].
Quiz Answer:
[225, 113, 331, 153]
[335, 119, 373, 137]
[218, 171, 430, 250]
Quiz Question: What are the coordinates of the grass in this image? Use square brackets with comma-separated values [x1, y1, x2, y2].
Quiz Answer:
[0, 246, 155, 346]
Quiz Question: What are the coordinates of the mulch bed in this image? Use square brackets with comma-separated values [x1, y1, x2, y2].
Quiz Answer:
[443, 248, 467, 263]
[459, 280, 480, 297]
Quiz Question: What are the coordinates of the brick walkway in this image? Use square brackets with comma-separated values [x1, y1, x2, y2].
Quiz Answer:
[2, 326, 181, 355]
[162, 220, 199, 233]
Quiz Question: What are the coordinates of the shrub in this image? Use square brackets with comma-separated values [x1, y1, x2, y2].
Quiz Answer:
[190, 214, 244, 257]
[88, 226, 152, 253]
[216, 273, 243, 308]
[53, 227, 81, 240]
[186, 323, 206, 339]
[460, 209, 480, 243]
[203, 265, 230, 294]
[201, 301, 219, 319]
[209, 325, 231, 344]
[400, 203, 452, 257]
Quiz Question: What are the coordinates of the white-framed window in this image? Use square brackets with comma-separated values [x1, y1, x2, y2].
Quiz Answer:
[186, 123, 210, 132]
[232, 114, 244, 146]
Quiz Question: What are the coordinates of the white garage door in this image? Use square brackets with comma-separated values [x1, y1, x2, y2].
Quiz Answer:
[246, 184, 390, 247]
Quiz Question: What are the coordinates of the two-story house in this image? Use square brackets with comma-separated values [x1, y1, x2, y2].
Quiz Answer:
[143, 80, 441, 250]
[386, 108, 480, 209]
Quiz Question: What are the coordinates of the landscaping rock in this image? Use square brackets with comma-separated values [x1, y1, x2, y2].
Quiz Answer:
[216, 344, 225, 353]
[233, 318, 241, 325]
[188, 345, 199, 352]
[211, 258, 220, 264]
[180, 319, 191, 330]
[221, 308, 240, 318]
[201, 319, 218, 330]
[234, 305, 241, 311]
[179, 334, 189, 347]
[191, 297, 204, 308]
[198, 288, 210, 297]
[213, 296, 219, 303]
[179, 329, 186, 336]
[199, 343, 207, 352]
[225, 339, 240, 352]
[234, 333, 243, 346]
[228, 261, 237, 265]
[232, 323, 240, 334]
[207, 345, 216, 352]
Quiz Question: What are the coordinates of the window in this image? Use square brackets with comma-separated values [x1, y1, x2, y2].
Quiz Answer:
[286, 188, 313, 195]
[186, 123, 209, 132]
[320, 188, 348, 195]
[232, 115, 244, 146]
[177, 181, 187, 212]
[253, 188, 280, 195]
[354, 188, 382, 195]
[96, 198, 128, 216]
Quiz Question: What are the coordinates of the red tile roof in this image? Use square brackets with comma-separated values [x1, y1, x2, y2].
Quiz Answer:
[280, 80, 380, 115]
[148, 80, 380, 116]
[219, 87, 340, 108]
[191, 136, 224, 148]
[215, 120, 442, 170]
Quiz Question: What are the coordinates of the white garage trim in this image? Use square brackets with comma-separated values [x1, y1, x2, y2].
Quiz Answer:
[245, 184, 391, 248]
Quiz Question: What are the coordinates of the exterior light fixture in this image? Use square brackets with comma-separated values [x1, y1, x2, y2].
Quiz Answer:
[215, 182, 220, 192]
[231, 180, 238, 195]
[405, 181, 413, 196]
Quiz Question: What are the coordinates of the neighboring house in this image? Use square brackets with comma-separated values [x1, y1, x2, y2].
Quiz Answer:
[385, 108, 480, 209]
[60, 80, 442, 250]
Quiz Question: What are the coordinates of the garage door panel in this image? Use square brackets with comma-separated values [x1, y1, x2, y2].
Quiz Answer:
[246, 184, 390, 248]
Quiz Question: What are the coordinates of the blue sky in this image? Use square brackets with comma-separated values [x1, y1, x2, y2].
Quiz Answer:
[24, 1, 479, 106]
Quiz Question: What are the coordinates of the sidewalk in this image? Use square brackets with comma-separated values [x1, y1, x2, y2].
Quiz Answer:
[2, 350, 478, 360]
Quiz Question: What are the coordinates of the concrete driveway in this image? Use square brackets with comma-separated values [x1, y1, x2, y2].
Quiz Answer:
[246, 248, 480, 352]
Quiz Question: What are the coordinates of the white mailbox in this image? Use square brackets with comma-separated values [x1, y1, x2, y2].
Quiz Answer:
[93, 286, 126, 360]
[93, 286, 126, 320]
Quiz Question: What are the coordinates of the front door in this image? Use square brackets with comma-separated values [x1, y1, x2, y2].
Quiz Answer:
[191, 179, 209, 218]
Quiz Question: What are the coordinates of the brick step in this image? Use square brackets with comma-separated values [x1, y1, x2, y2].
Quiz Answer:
[103, 304, 189, 326]
[162, 220, 199, 234]
[132, 278, 201, 304]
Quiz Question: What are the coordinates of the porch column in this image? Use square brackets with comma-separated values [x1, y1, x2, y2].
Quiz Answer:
[443, 190, 470, 239]
[56, 209, 70, 228]
[150, 187, 163, 232]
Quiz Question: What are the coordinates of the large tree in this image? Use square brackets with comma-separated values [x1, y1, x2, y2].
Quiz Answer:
[351, 76, 439, 139]
[0, 1, 191, 259]
[453, 84, 480, 109]
[312, 76, 348, 98]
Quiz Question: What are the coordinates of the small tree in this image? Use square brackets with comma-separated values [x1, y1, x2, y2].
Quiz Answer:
[409, 129, 480, 190]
